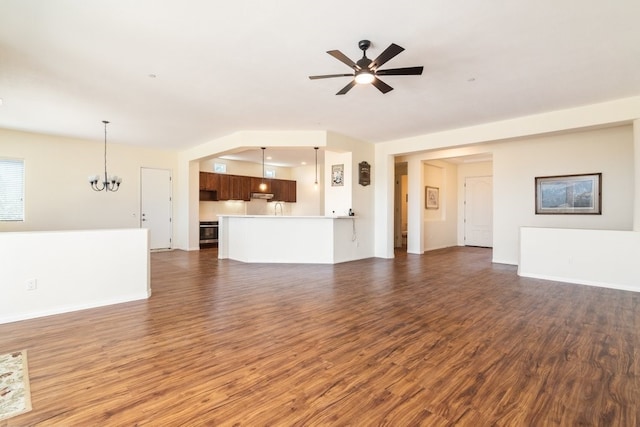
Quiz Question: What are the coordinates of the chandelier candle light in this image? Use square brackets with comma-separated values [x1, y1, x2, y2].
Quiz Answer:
[89, 120, 122, 192]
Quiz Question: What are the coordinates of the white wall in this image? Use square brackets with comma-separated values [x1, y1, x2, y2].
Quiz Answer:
[200, 157, 292, 179]
[0, 229, 150, 324]
[493, 125, 634, 264]
[324, 150, 353, 216]
[290, 164, 324, 216]
[519, 227, 640, 292]
[385, 125, 633, 264]
[423, 160, 458, 251]
[375, 96, 640, 260]
[397, 155, 461, 253]
[0, 128, 178, 234]
[326, 131, 375, 259]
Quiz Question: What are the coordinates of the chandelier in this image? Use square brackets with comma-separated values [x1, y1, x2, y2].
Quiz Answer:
[89, 120, 122, 192]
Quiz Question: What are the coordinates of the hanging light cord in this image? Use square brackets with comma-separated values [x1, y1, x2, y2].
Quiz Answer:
[102, 120, 109, 184]
[314, 147, 318, 185]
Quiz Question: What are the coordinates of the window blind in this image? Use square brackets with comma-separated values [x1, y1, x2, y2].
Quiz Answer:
[0, 158, 25, 221]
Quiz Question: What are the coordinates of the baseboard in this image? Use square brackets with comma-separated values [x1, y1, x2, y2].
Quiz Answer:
[518, 271, 640, 293]
[0, 292, 151, 325]
[492, 258, 517, 266]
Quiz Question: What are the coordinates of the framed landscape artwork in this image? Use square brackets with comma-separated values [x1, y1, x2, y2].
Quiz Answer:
[535, 173, 601, 214]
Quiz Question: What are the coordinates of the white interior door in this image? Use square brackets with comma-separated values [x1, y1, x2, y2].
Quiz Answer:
[464, 176, 493, 247]
[141, 168, 172, 250]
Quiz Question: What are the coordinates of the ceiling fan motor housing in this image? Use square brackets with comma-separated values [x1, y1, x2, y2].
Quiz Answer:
[358, 40, 371, 51]
[357, 57, 372, 69]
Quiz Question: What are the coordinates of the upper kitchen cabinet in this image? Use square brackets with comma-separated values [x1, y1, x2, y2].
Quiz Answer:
[200, 172, 220, 191]
[206, 173, 219, 191]
[230, 175, 251, 201]
[250, 177, 271, 194]
[284, 180, 296, 203]
[200, 172, 296, 202]
[217, 174, 231, 200]
[199, 172, 209, 190]
[200, 172, 219, 200]
[271, 179, 297, 202]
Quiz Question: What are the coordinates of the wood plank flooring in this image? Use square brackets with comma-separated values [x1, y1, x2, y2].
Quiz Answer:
[1, 247, 639, 426]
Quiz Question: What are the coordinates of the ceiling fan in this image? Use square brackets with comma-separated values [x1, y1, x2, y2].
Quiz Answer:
[309, 40, 423, 95]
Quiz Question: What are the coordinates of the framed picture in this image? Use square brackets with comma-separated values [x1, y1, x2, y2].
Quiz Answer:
[331, 164, 344, 186]
[358, 161, 370, 186]
[535, 173, 601, 214]
[425, 186, 439, 209]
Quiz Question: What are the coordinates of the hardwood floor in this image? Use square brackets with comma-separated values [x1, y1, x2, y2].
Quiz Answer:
[1, 247, 638, 426]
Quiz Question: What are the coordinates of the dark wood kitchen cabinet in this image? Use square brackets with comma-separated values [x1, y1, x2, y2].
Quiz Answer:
[200, 172, 296, 202]
[199, 172, 209, 190]
[217, 174, 231, 200]
[200, 172, 219, 201]
[199, 172, 232, 200]
[270, 178, 296, 202]
[206, 173, 219, 191]
[284, 180, 296, 202]
[250, 177, 271, 194]
[270, 179, 283, 200]
[229, 175, 251, 201]
[199, 172, 220, 191]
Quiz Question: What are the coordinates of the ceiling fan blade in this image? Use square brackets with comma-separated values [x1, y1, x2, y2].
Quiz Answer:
[371, 77, 393, 94]
[309, 73, 354, 80]
[369, 43, 404, 70]
[376, 66, 424, 76]
[327, 50, 359, 70]
[336, 80, 357, 95]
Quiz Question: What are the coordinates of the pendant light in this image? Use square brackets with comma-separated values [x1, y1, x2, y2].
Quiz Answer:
[314, 147, 319, 188]
[89, 120, 122, 192]
[259, 147, 267, 191]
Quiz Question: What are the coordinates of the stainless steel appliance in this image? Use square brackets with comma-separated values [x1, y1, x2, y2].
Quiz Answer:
[199, 221, 218, 247]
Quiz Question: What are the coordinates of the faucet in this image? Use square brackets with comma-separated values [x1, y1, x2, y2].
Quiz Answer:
[274, 202, 283, 216]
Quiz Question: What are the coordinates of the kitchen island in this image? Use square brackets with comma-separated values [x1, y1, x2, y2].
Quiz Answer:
[217, 215, 363, 264]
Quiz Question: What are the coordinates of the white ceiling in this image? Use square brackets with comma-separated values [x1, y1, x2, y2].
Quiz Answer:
[1, 0, 640, 157]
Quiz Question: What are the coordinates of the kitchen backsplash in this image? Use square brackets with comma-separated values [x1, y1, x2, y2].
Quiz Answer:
[199, 199, 291, 220]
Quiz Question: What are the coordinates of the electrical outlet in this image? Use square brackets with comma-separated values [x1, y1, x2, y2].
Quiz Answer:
[26, 279, 37, 291]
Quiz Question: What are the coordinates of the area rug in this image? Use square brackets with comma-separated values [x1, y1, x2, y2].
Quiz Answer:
[0, 350, 32, 421]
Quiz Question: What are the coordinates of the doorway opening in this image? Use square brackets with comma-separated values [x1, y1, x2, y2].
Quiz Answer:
[394, 162, 408, 249]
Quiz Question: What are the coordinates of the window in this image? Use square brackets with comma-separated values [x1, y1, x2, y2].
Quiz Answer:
[0, 158, 25, 221]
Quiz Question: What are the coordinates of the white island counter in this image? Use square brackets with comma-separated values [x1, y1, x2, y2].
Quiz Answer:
[218, 215, 363, 264]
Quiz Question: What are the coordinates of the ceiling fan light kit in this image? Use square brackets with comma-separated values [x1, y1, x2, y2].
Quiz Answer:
[354, 70, 375, 84]
[309, 39, 423, 95]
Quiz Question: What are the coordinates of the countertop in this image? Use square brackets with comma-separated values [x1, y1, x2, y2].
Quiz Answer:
[218, 215, 357, 219]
